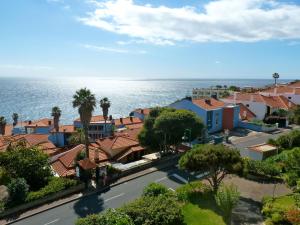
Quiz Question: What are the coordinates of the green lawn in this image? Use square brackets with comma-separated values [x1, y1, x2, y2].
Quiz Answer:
[182, 203, 226, 225]
[271, 195, 296, 210]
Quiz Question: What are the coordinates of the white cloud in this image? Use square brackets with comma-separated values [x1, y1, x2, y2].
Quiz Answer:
[0, 64, 53, 70]
[82, 44, 147, 54]
[215, 61, 221, 64]
[79, 0, 300, 45]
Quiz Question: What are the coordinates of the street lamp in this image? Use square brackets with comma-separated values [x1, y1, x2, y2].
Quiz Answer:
[272, 73, 280, 86]
[182, 129, 192, 147]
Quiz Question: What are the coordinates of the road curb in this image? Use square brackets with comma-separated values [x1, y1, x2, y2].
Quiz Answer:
[4, 163, 176, 225]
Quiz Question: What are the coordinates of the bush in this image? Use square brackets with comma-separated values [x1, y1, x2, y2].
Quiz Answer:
[8, 178, 29, 204]
[245, 159, 281, 178]
[285, 208, 300, 224]
[176, 181, 211, 202]
[76, 209, 134, 225]
[106, 165, 122, 177]
[142, 183, 171, 197]
[26, 177, 78, 202]
[120, 195, 184, 225]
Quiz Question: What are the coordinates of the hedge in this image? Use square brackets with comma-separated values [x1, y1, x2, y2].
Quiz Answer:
[25, 177, 78, 202]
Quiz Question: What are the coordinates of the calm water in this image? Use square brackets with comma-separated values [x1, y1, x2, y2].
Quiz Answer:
[0, 77, 291, 124]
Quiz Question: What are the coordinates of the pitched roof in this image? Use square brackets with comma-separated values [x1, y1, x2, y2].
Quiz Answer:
[238, 103, 256, 121]
[78, 158, 97, 170]
[115, 145, 145, 161]
[51, 125, 76, 133]
[25, 118, 53, 128]
[192, 98, 225, 110]
[126, 123, 144, 130]
[226, 93, 295, 110]
[74, 115, 112, 123]
[248, 143, 277, 153]
[114, 117, 143, 126]
[134, 108, 151, 115]
[96, 135, 139, 152]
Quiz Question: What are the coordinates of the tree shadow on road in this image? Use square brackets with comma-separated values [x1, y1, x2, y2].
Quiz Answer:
[73, 193, 105, 218]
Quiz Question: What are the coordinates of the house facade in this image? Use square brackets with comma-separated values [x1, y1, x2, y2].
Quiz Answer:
[169, 98, 239, 133]
[130, 108, 151, 121]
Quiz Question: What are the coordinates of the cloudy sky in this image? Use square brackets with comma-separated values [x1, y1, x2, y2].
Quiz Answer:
[1, 0, 300, 79]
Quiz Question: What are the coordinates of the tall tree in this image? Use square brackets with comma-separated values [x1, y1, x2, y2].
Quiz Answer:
[0, 116, 6, 136]
[273, 72, 280, 85]
[72, 88, 96, 158]
[12, 113, 19, 127]
[179, 144, 243, 192]
[100, 97, 111, 135]
[51, 106, 61, 132]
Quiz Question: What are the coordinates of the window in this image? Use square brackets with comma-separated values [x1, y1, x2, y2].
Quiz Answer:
[215, 112, 219, 126]
[246, 104, 250, 107]
[207, 111, 213, 129]
[288, 96, 292, 99]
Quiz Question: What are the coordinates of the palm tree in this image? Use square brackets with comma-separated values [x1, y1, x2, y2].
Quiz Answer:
[273, 73, 280, 85]
[72, 88, 96, 158]
[51, 106, 62, 132]
[12, 113, 18, 126]
[0, 116, 7, 136]
[100, 97, 111, 136]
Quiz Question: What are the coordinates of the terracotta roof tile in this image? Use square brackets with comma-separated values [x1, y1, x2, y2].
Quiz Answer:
[134, 108, 151, 115]
[51, 125, 76, 133]
[192, 98, 225, 110]
[238, 103, 256, 121]
[74, 115, 112, 123]
[25, 118, 53, 128]
[78, 158, 97, 170]
[114, 117, 142, 126]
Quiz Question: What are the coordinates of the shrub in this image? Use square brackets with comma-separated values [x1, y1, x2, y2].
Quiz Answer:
[215, 184, 240, 223]
[106, 165, 122, 177]
[285, 208, 300, 224]
[176, 181, 211, 202]
[8, 178, 29, 204]
[142, 183, 171, 197]
[245, 159, 281, 177]
[0, 167, 10, 185]
[120, 195, 184, 225]
[76, 209, 134, 225]
[26, 177, 78, 202]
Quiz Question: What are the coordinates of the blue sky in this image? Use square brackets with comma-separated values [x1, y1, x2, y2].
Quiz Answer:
[1, 0, 300, 79]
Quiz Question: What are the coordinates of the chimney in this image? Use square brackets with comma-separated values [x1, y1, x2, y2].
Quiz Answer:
[205, 99, 211, 105]
[48, 120, 52, 126]
[28, 120, 32, 125]
[141, 109, 144, 114]
[120, 118, 123, 124]
[109, 115, 113, 121]
[130, 116, 133, 122]
[274, 87, 278, 95]
[288, 101, 292, 108]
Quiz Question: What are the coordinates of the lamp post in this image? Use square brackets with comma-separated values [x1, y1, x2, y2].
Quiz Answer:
[182, 129, 192, 147]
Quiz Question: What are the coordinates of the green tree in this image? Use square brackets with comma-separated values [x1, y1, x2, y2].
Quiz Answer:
[142, 182, 171, 197]
[7, 178, 29, 204]
[179, 144, 243, 192]
[51, 106, 62, 132]
[68, 128, 85, 145]
[290, 105, 300, 125]
[12, 113, 18, 127]
[76, 209, 134, 225]
[73, 88, 96, 158]
[100, 97, 111, 135]
[138, 107, 204, 152]
[0, 144, 52, 190]
[120, 195, 184, 225]
[215, 184, 240, 223]
[0, 116, 6, 136]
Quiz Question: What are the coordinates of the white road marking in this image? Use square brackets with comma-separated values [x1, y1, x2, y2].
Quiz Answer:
[104, 193, 125, 202]
[168, 188, 175, 192]
[172, 174, 188, 183]
[44, 218, 60, 225]
[155, 177, 167, 182]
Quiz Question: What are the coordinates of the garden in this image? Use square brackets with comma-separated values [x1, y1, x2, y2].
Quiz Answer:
[0, 142, 78, 214]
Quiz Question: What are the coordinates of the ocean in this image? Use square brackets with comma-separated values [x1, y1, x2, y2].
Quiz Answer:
[0, 77, 291, 124]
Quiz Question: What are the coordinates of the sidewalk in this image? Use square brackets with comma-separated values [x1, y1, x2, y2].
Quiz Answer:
[1, 161, 176, 225]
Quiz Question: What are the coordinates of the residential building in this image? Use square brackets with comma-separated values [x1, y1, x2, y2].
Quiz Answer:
[7, 118, 54, 135]
[74, 115, 113, 141]
[259, 81, 300, 105]
[130, 108, 151, 121]
[169, 98, 239, 133]
[192, 87, 231, 99]
[246, 143, 278, 160]
[49, 125, 76, 147]
[223, 93, 295, 120]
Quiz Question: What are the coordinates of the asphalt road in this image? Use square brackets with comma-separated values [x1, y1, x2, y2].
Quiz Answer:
[11, 166, 192, 225]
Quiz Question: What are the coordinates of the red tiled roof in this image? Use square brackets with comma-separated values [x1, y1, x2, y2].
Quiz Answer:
[59, 144, 85, 168]
[115, 145, 145, 161]
[126, 123, 144, 130]
[238, 103, 256, 121]
[74, 115, 112, 123]
[51, 125, 76, 133]
[96, 135, 139, 151]
[25, 118, 53, 128]
[114, 117, 143, 126]
[288, 81, 300, 88]
[78, 158, 97, 170]
[134, 108, 151, 115]
[192, 98, 225, 110]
